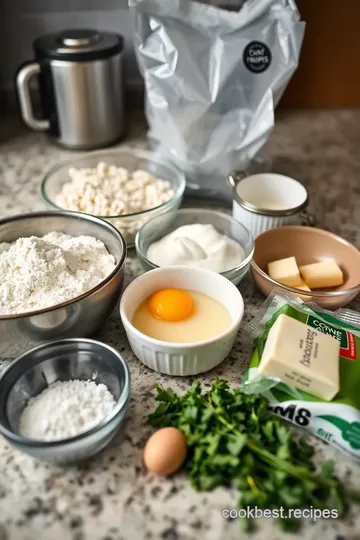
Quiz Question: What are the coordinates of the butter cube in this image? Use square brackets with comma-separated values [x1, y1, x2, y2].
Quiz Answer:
[268, 256, 302, 287]
[296, 279, 312, 300]
[297, 279, 311, 292]
[300, 261, 343, 289]
[258, 314, 340, 401]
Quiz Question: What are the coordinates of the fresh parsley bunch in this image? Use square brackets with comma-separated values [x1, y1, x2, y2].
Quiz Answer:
[148, 379, 352, 531]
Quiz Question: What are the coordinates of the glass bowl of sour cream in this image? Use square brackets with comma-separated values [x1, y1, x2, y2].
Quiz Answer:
[135, 209, 254, 286]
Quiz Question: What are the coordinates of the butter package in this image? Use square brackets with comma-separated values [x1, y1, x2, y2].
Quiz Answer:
[243, 291, 360, 461]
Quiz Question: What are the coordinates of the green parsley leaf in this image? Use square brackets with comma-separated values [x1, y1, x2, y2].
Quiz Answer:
[227, 434, 247, 456]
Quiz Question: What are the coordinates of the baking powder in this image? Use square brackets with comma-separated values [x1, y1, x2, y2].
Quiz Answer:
[19, 380, 116, 441]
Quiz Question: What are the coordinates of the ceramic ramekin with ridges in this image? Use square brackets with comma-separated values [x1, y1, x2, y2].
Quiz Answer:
[119, 266, 244, 376]
[228, 172, 308, 237]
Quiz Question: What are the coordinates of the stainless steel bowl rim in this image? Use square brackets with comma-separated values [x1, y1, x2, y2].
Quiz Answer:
[0, 338, 131, 446]
[228, 172, 309, 217]
[41, 148, 186, 219]
[0, 211, 127, 320]
[135, 208, 255, 276]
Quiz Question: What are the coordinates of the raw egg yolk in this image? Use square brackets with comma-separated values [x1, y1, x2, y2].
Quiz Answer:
[147, 288, 194, 322]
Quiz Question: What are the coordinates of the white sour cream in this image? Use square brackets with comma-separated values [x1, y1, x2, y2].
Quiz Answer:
[147, 224, 244, 273]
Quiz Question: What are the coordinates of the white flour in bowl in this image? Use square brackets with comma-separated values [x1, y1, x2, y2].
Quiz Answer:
[0, 232, 116, 315]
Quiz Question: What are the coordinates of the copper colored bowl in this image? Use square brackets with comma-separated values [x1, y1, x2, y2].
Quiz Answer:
[251, 226, 360, 310]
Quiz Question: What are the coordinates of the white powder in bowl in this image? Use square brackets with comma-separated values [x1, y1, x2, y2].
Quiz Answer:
[19, 379, 116, 441]
[0, 232, 116, 315]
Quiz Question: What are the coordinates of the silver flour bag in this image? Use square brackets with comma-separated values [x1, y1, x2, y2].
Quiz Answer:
[130, 0, 305, 200]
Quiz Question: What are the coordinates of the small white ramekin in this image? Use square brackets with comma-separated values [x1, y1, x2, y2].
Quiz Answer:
[228, 172, 308, 237]
[119, 266, 244, 376]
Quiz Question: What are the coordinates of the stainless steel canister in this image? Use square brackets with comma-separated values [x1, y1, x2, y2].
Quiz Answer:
[16, 29, 125, 150]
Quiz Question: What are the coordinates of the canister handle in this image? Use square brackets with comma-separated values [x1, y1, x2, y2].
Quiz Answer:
[227, 171, 247, 190]
[16, 62, 50, 131]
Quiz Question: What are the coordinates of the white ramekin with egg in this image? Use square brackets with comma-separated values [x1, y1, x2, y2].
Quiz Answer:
[119, 266, 244, 376]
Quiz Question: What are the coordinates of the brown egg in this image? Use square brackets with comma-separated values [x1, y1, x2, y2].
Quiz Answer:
[143, 427, 187, 475]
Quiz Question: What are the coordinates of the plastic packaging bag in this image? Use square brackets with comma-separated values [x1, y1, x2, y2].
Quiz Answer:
[130, 0, 305, 200]
[243, 290, 360, 461]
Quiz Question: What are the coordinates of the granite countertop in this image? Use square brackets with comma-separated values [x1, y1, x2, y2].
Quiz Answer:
[0, 110, 360, 540]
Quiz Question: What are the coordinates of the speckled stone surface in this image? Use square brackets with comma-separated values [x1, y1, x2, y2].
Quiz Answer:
[0, 110, 360, 540]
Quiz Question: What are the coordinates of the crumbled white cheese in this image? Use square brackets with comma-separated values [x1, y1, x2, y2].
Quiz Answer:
[55, 162, 174, 243]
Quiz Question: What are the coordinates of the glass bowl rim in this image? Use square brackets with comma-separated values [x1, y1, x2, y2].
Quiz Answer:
[41, 148, 186, 219]
[135, 208, 255, 276]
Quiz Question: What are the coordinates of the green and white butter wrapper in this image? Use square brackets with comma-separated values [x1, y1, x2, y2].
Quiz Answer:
[243, 290, 360, 461]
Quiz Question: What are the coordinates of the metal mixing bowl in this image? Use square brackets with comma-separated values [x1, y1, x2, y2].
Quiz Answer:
[0, 339, 131, 464]
[0, 211, 126, 357]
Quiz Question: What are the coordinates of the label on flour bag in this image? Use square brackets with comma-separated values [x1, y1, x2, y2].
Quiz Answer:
[243, 41, 272, 74]
[243, 291, 360, 461]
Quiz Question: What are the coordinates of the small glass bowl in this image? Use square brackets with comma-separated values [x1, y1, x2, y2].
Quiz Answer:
[0, 338, 131, 464]
[135, 209, 254, 286]
[41, 148, 186, 247]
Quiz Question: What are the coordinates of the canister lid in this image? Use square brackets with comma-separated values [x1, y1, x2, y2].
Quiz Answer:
[33, 29, 124, 62]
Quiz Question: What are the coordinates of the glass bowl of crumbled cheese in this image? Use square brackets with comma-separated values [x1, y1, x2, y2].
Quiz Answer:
[41, 149, 186, 247]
